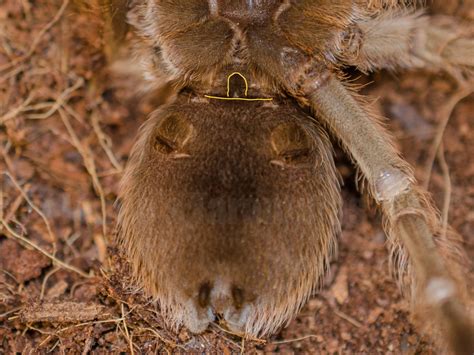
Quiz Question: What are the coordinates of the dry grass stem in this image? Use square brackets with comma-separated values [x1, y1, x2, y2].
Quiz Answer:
[0, 0, 70, 72]
[271, 334, 320, 345]
[121, 303, 135, 355]
[0, 93, 34, 124]
[25, 78, 84, 120]
[58, 108, 108, 237]
[140, 328, 182, 350]
[91, 111, 124, 172]
[57, 317, 125, 333]
[40, 267, 61, 300]
[2, 171, 56, 243]
[332, 309, 363, 328]
[1, 221, 90, 278]
[423, 84, 473, 188]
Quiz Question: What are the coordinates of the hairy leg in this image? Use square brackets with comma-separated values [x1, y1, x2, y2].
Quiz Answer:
[98, 0, 129, 57]
[301, 75, 473, 354]
[74, 0, 129, 58]
[339, 10, 474, 72]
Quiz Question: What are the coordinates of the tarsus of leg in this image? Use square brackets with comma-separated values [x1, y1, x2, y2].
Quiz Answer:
[305, 76, 473, 354]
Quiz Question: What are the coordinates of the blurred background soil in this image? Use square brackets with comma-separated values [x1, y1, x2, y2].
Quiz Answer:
[0, 1, 473, 353]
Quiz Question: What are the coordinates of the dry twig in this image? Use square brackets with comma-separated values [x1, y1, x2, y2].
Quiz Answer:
[423, 85, 473, 188]
[332, 309, 363, 328]
[25, 78, 84, 120]
[2, 171, 56, 243]
[121, 303, 135, 355]
[0, 92, 34, 124]
[58, 108, 108, 238]
[271, 334, 321, 345]
[91, 111, 124, 172]
[0, 0, 70, 73]
[1, 222, 90, 278]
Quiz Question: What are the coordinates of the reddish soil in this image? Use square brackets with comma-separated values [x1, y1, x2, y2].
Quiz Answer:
[0, 1, 472, 353]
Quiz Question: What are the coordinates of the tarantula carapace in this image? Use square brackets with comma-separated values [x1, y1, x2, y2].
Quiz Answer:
[91, 0, 474, 353]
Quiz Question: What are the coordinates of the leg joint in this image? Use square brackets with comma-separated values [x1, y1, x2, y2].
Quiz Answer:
[425, 277, 456, 305]
[374, 167, 412, 203]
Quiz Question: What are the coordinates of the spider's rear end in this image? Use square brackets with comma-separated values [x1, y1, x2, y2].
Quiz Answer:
[118, 96, 341, 335]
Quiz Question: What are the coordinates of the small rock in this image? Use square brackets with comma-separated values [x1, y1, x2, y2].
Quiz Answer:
[0, 239, 51, 283]
[46, 280, 69, 299]
[307, 298, 324, 311]
[341, 332, 351, 341]
[367, 307, 384, 324]
[330, 266, 349, 305]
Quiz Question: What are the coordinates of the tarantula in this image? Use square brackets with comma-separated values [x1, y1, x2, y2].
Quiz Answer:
[92, 0, 474, 353]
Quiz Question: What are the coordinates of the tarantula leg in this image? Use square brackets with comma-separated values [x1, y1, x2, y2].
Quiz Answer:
[304, 76, 473, 354]
[73, 0, 129, 57]
[339, 11, 474, 72]
[390, 198, 473, 355]
[98, 0, 129, 57]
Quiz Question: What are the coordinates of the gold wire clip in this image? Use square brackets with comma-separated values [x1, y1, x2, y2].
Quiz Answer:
[204, 72, 273, 101]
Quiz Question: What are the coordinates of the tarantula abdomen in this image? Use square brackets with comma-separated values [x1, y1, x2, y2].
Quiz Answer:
[118, 96, 341, 335]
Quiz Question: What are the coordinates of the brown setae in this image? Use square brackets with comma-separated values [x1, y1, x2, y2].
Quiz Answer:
[92, 1, 474, 353]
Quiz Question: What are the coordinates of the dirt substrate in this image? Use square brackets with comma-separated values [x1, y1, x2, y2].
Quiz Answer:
[0, 1, 473, 353]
